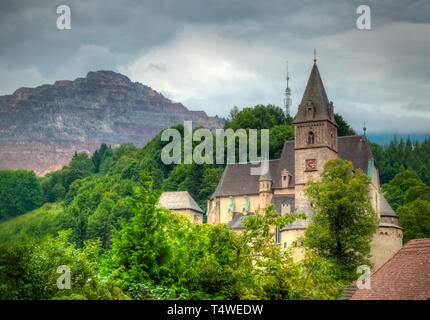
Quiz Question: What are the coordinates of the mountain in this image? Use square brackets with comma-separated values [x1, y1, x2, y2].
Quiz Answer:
[0, 71, 224, 176]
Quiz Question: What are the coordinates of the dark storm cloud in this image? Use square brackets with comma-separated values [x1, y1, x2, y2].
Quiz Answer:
[0, 0, 429, 133]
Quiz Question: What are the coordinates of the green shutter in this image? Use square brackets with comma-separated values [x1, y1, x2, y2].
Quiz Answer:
[243, 197, 250, 212]
[228, 198, 235, 212]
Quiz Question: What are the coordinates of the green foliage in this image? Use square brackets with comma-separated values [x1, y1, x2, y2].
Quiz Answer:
[304, 159, 379, 282]
[70, 152, 94, 175]
[404, 185, 430, 204]
[0, 170, 43, 220]
[91, 143, 112, 173]
[224, 104, 286, 130]
[269, 125, 294, 159]
[334, 113, 356, 137]
[240, 204, 343, 299]
[0, 203, 63, 244]
[0, 229, 127, 300]
[101, 173, 173, 286]
[101, 177, 342, 300]
[381, 169, 425, 211]
[370, 136, 430, 185]
[0, 108, 361, 300]
[397, 199, 430, 243]
[382, 169, 430, 243]
[52, 183, 66, 202]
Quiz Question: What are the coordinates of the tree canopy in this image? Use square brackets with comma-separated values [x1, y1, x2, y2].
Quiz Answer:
[304, 159, 379, 282]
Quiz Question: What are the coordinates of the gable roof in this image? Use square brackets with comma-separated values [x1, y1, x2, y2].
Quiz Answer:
[351, 238, 430, 300]
[211, 159, 280, 198]
[272, 141, 295, 189]
[159, 191, 204, 213]
[338, 135, 373, 174]
[212, 136, 374, 198]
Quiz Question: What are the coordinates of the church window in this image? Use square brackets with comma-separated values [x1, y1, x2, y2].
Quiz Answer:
[275, 228, 280, 244]
[307, 131, 315, 144]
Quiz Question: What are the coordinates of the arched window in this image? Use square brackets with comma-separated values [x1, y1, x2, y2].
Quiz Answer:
[307, 131, 315, 144]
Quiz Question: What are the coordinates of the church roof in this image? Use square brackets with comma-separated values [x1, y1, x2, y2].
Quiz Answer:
[272, 141, 295, 189]
[159, 191, 204, 213]
[227, 211, 254, 230]
[351, 238, 430, 300]
[211, 159, 280, 198]
[294, 63, 336, 125]
[337, 135, 373, 174]
[380, 193, 397, 217]
[212, 135, 374, 199]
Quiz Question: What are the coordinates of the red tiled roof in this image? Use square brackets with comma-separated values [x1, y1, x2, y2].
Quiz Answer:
[351, 238, 430, 300]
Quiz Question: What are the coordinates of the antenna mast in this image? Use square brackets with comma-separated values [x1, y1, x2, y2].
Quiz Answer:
[284, 61, 292, 118]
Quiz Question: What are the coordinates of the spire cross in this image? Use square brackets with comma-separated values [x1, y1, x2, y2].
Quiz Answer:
[313, 48, 317, 63]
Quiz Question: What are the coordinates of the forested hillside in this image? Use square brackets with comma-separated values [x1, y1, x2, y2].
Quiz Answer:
[0, 104, 429, 299]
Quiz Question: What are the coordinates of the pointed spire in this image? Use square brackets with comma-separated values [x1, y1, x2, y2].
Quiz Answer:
[294, 61, 336, 125]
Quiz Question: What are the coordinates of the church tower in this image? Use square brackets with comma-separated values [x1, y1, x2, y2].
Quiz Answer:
[294, 60, 338, 218]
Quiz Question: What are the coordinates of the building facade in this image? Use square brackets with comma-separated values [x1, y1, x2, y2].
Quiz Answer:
[207, 62, 403, 270]
[159, 191, 204, 224]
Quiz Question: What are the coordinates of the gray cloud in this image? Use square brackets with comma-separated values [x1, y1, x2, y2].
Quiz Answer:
[0, 0, 429, 134]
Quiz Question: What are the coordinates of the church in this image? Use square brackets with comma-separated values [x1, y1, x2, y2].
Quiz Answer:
[206, 60, 403, 271]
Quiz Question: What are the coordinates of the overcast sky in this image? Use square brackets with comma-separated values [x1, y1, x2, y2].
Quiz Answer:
[1, 0, 429, 134]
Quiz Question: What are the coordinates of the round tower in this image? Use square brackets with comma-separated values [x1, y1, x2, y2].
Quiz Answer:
[259, 168, 273, 212]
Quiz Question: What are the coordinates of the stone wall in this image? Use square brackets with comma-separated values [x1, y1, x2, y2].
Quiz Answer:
[280, 229, 306, 261]
[207, 194, 260, 225]
[370, 226, 403, 271]
[174, 209, 203, 224]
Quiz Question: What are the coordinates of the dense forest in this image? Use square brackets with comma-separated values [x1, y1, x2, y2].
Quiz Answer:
[0, 104, 429, 299]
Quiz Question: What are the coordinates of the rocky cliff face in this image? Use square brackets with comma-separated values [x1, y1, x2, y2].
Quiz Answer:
[0, 71, 224, 176]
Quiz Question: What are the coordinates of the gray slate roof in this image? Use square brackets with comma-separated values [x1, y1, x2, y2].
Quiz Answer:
[294, 63, 336, 125]
[212, 136, 374, 199]
[380, 193, 397, 217]
[338, 135, 373, 175]
[227, 211, 254, 230]
[211, 159, 280, 198]
[271, 194, 295, 215]
[159, 191, 204, 213]
[272, 141, 295, 189]
[342, 286, 359, 300]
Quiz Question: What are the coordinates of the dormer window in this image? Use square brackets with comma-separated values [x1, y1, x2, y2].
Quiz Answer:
[307, 131, 315, 144]
[305, 101, 315, 119]
[281, 169, 290, 188]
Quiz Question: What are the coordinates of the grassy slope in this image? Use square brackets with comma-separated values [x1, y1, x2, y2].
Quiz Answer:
[0, 202, 64, 244]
